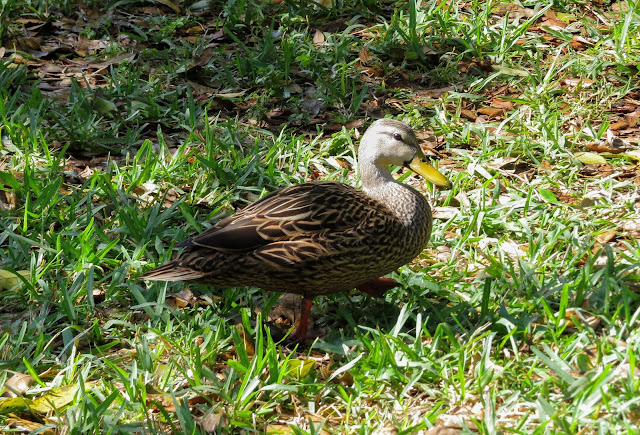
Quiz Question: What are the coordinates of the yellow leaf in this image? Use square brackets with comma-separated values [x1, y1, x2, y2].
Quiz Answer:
[6, 414, 54, 434]
[624, 150, 640, 161]
[266, 424, 295, 434]
[492, 65, 530, 77]
[30, 382, 96, 413]
[0, 397, 34, 414]
[0, 270, 30, 290]
[575, 152, 606, 164]
[288, 359, 315, 377]
[556, 12, 578, 23]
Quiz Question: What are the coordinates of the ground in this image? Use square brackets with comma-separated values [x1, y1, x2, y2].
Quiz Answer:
[0, 0, 639, 433]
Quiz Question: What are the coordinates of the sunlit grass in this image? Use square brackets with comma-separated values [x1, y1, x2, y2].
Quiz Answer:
[1, 0, 640, 433]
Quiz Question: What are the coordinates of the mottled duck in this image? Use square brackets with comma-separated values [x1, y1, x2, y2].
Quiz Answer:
[141, 119, 451, 340]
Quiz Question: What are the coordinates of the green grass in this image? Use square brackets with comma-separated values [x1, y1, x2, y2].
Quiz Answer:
[1, 0, 640, 433]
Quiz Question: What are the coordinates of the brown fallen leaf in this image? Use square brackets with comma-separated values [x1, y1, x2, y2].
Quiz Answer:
[596, 229, 617, 244]
[609, 120, 629, 131]
[477, 107, 504, 118]
[10, 37, 42, 51]
[416, 86, 455, 99]
[490, 97, 513, 110]
[460, 109, 476, 120]
[564, 308, 602, 330]
[235, 324, 255, 357]
[585, 142, 626, 153]
[6, 415, 55, 435]
[492, 3, 537, 20]
[624, 111, 639, 127]
[2, 373, 35, 397]
[432, 206, 459, 220]
[541, 10, 568, 28]
[198, 406, 227, 433]
[313, 29, 325, 47]
[564, 78, 595, 89]
[156, 0, 181, 13]
[358, 46, 373, 63]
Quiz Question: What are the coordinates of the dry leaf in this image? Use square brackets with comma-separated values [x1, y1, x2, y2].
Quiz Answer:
[564, 308, 602, 330]
[235, 324, 255, 357]
[586, 142, 626, 153]
[155, 0, 181, 13]
[564, 78, 595, 89]
[575, 152, 607, 164]
[2, 374, 35, 397]
[313, 30, 325, 47]
[30, 382, 97, 413]
[432, 207, 459, 220]
[0, 270, 30, 290]
[596, 229, 617, 243]
[460, 109, 476, 120]
[358, 46, 372, 63]
[624, 111, 639, 127]
[492, 3, 537, 19]
[490, 98, 513, 110]
[198, 407, 227, 433]
[477, 107, 504, 118]
[609, 120, 629, 130]
[492, 65, 530, 77]
[6, 415, 54, 435]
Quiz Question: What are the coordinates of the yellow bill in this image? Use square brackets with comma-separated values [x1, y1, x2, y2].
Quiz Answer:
[407, 149, 451, 188]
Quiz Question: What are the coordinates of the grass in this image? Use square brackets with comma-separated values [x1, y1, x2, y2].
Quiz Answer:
[1, 0, 640, 433]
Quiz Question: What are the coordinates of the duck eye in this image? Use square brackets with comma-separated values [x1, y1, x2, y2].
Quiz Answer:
[393, 133, 402, 141]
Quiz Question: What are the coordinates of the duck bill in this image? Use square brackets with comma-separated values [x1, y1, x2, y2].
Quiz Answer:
[407, 151, 451, 188]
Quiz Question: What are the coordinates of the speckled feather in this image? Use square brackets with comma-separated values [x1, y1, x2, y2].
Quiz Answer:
[141, 119, 441, 301]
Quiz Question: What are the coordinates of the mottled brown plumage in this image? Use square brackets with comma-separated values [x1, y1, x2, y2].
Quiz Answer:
[141, 119, 451, 340]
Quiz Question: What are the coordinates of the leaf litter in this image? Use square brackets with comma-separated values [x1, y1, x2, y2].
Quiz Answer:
[1, 0, 640, 433]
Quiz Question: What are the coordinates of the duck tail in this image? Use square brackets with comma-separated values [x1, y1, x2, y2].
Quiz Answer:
[139, 261, 206, 282]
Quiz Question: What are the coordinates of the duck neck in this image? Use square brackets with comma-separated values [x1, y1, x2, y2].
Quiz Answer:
[360, 160, 397, 194]
[360, 161, 428, 226]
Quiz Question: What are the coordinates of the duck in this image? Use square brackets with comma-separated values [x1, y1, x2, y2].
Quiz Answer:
[140, 119, 451, 341]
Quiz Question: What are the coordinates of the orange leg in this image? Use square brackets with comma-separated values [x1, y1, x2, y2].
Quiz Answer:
[290, 297, 314, 341]
[356, 277, 399, 298]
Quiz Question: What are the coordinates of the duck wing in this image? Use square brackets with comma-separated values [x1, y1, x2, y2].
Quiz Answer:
[141, 181, 393, 281]
[182, 181, 376, 254]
